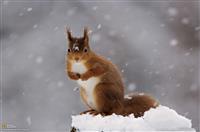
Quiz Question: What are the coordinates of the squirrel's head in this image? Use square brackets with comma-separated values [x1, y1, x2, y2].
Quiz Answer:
[65, 27, 92, 63]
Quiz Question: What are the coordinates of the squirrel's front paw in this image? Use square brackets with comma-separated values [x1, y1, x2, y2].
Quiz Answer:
[68, 72, 80, 80]
[80, 73, 90, 81]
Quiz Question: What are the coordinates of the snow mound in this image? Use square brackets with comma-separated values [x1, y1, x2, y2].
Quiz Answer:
[71, 105, 195, 132]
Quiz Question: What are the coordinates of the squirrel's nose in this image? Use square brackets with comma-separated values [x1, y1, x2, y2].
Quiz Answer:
[75, 57, 79, 61]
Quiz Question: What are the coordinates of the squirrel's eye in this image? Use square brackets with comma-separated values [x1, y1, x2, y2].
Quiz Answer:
[84, 48, 88, 52]
[68, 49, 71, 52]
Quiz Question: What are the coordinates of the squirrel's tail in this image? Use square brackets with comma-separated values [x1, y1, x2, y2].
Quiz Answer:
[122, 93, 159, 117]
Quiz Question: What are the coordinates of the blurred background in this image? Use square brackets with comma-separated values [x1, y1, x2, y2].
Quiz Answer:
[0, 0, 199, 131]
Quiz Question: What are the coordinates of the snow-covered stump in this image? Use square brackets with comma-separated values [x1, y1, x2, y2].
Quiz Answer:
[71, 105, 196, 132]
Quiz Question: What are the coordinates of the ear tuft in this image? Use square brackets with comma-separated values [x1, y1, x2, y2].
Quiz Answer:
[83, 27, 89, 42]
[65, 26, 72, 41]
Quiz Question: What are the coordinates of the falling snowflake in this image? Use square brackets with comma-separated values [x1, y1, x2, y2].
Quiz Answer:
[168, 64, 175, 70]
[73, 87, 79, 92]
[170, 39, 178, 47]
[57, 81, 64, 87]
[26, 116, 32, 126]
[181, 18, 189, 25]
[176, 83, 181, 88]
[35, 56, 43, 64]
[160, 24, 165, 28]
[190, 84, 197, 92]
[33, 24, 38, 29]
[104, 14, 111, 21]
[19, 12, 24, 16]
[92, 6, 98, 11]
[168, 7, 178, 17]
[27, 7, 32, 12]
[184, 52, 190, 56]
[97, 24, 101, 29]
[195, 26, 200, 31]
[54, 26, 59, 31]
[128, 83, 137, 91]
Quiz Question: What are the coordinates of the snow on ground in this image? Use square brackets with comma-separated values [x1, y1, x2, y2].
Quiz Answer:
[72, 105, 195, 132]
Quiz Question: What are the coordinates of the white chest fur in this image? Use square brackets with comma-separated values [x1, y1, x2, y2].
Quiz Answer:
[71, 62, 87, 74]
[71, 62, 100, 109]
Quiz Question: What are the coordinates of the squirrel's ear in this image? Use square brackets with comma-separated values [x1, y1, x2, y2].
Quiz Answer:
[83, 27, 89, 42]
[65, 27, 72, 41]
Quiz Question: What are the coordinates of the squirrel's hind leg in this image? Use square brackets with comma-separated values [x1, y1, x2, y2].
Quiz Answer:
[80, 109, 106, 116]
[89, 111, 107, 116]
[94, 83, 124, 115]
[80, 109, 95, 115]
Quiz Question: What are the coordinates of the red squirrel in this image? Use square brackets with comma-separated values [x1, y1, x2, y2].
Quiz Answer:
[65, 27, 159, 117]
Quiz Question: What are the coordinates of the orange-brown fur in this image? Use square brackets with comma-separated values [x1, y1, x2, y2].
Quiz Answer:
[65, 27, 159, 117]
